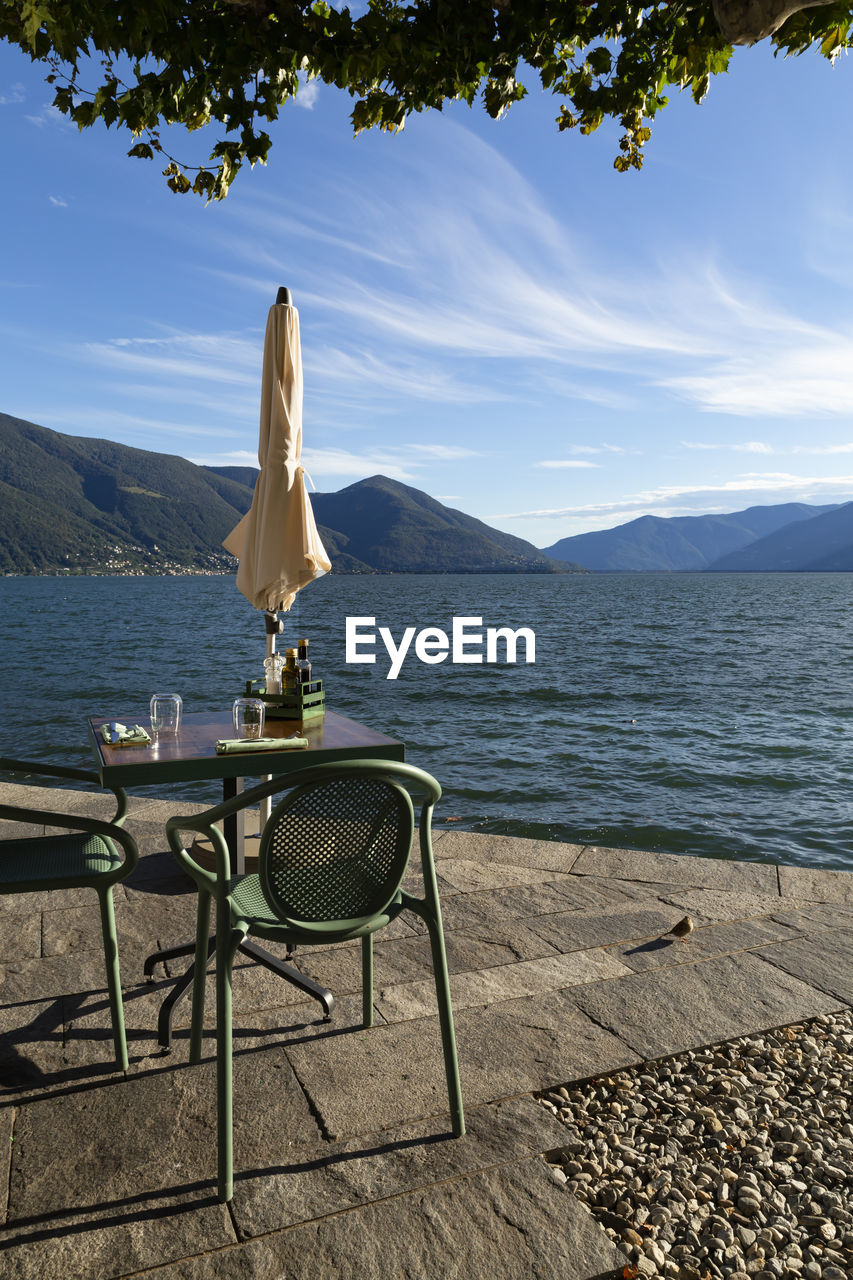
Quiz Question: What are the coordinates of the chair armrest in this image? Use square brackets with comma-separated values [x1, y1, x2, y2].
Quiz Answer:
[166, 813, 227, 892]
[0, 756, 129, 825]
[0, 803, 138, 879]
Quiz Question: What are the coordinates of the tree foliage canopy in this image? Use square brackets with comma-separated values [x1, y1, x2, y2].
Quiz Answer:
[2, 1, 851, 198]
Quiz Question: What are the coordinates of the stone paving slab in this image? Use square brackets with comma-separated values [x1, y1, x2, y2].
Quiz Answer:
[0, 996, 69, 1091]
[0, 950, 114, 1006]
[375, 948, 631, 1023]
[6, 1052, 323, 1213]
[525, 906, 680, 953]
[0, 1200, 234, 1280]
[231, 1095, 568, 1237]
[433, 829, 585, 874]
[570, 950, 844, 1060]
[435, 857, 568, 894]
[379, 923, 563, 974]
[573, 844, 779, 893]
[771, 902, 853, 931]
[753, 926, 853, 1004]
[436, 880, 593, 933]
[289, 991, 640, 1142]
[609, 916, 806, 973]
[440, 918, 565, 963]
[546, 873, 661, 913]
[0, 781, 121, 822]
[0, 909, 41, 962]
[647, 885, 792, 925]
[142, 1156, 629, 1280]
[778, 863, 853, 904]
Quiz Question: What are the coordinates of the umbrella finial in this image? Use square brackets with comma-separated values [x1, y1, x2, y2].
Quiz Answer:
[276, 286, 292, 306]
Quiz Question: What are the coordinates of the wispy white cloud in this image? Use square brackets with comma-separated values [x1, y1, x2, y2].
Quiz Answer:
[48, 195, 67, 208]
[0, 84, 25, 105]
[793, 442, 853, 455]
[498, 471, 853, 526]
[408, 444, 480, 459]
[534, 459, 600, 470]
[735, 441, 773, 454]
[301, 448, 415, 482]
[662, 332, 853, 417]
[560, 443, 639, 456]
[82, 331, 261, 387]
[189, 440, 474, 479]
[682, 439, 774, 454]
[219, 124, 853, 425]
[26, 104, 74, 129]
[36, 407, 242, 444]
[293, 78, 321, 111]
[304, 345, 500, 405]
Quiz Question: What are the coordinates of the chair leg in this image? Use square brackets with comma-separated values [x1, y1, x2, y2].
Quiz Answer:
[189, 890, 212, 1065]
[424, 913, 465, 1138]
[97, 887, 129, 1071]
[361, 934, 374, 1027]
[216, 923, 244, 1203]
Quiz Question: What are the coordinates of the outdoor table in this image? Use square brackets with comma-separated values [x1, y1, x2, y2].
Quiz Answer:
[87, 708, 405, 1046]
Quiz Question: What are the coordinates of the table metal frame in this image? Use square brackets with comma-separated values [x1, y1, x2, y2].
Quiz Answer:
[88, 709, 405, 1048]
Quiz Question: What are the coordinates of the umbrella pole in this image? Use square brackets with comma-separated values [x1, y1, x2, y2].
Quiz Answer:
[261, 611, 284, 828]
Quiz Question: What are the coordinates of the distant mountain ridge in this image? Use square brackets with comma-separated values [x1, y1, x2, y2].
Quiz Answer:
[310, 475, 570, 574]
[543, 502, 850, 572]
[708, 502, 853, 571]
[0, 413, 571, 575]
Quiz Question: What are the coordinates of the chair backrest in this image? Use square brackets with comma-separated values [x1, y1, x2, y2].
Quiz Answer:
[259, 771, 415, 931]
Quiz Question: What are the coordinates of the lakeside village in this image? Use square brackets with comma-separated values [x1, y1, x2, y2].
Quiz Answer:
[3, 546, 239, 577]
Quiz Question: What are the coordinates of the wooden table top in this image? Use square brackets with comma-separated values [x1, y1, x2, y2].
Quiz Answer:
[87, 709, 405, 788]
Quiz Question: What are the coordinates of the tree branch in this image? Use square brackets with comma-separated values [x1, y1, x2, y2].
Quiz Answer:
[712, 0, 835, 44]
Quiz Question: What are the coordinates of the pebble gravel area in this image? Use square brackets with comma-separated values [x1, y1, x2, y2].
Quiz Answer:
[539, 1010, 853, 1280]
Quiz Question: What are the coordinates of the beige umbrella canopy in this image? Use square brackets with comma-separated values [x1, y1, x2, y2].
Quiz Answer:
[224, 288, 331, 657]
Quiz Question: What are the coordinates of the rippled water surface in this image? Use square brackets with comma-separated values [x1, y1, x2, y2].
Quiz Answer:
[2, 572, 852, 870]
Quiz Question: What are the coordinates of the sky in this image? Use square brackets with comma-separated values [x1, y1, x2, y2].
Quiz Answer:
[2, 35, 853, 549]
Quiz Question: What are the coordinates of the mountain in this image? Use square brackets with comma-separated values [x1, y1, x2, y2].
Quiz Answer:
[0, 413, 572, 575]
[204, 464, 260, 492]
[543, 503, 840, 572]
[0, 412, 255, 574]
[707, 501, 853, 571]
[310, 475, 572, 573]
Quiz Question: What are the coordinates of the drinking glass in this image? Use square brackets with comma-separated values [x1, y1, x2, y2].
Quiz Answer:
[149, 693, 183, 739]
[233, 697, 265, 740]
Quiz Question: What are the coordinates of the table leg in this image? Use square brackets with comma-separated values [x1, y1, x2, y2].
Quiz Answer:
[155, 937, 217, 1050]
[146, 774, 334, 1050]
[223, 776, 245, 875]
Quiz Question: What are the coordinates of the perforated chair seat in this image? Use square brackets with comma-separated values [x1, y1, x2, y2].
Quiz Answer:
[228, 873, 279, 929]
[0, 833, 123, 889]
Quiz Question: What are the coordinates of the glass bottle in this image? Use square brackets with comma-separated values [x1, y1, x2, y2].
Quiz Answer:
[283, 648, 299, 692]
[296, 637, 312, 686]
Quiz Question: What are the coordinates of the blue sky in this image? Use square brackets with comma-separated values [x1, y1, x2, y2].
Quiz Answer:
[2, 37, 853, 548]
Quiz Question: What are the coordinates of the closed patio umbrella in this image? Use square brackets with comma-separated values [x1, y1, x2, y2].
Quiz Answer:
[223, 287, 331, 660]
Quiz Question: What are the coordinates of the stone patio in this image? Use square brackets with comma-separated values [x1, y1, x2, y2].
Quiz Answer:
[1, 788, 852, 1279]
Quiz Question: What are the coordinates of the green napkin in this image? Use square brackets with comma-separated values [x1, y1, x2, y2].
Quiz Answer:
[101, 722, 151, 747]
[215, 736, 308, 755]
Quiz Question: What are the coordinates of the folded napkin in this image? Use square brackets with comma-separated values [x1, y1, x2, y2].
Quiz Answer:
[101, 722, 151, 747]
[215, 736, 309, 755]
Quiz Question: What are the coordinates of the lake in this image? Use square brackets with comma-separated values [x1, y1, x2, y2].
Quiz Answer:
[1, 572, 851, 871]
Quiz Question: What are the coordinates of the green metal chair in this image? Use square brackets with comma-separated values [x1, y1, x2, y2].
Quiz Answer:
[167, 758, 465, 1203]
[0, 757, 139, 1070]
